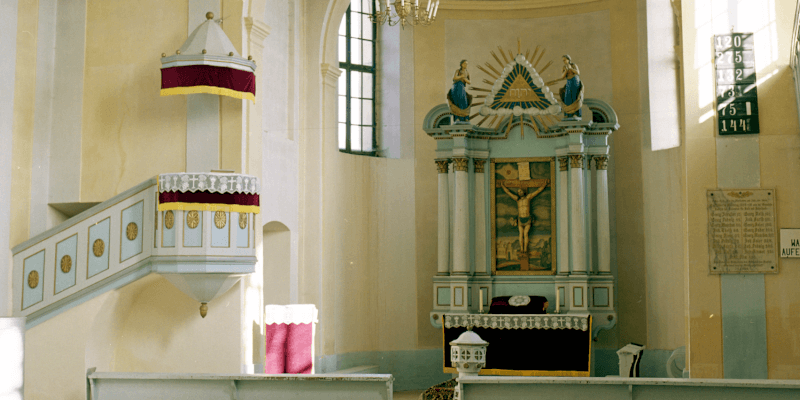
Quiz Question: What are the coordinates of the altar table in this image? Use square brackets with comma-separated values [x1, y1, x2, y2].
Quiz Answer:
[443, 314, 592, 376]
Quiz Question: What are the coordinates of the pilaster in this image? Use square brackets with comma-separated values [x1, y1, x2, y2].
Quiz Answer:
[436, 159, 451, 275]
[452, 157, 470, 275]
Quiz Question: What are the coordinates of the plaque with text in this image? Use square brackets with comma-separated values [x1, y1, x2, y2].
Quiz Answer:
[707, 189, 777, 274]
[713, 33, 760, 135]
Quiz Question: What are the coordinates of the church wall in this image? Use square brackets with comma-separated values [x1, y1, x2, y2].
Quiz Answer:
[681, 0, 800, 379]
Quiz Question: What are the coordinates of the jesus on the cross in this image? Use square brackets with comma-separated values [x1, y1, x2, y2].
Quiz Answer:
[501, 179, 550, 254]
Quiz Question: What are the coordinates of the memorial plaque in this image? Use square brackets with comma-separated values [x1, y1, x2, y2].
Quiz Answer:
[707, 189, 778, 274]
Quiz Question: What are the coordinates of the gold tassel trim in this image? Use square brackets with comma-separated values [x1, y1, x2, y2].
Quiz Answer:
[161, 86, 255, 103]
[158, 202, 260, 214]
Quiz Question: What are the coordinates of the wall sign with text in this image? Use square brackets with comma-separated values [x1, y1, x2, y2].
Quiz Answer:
[713, 33, 759, 135]
[780, 229, 800, 258]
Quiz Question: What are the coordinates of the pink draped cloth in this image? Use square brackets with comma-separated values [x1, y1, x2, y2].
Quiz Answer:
[264, 305, 317, 374]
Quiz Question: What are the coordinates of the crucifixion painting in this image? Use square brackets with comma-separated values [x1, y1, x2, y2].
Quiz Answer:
[491, 158, 556, 275]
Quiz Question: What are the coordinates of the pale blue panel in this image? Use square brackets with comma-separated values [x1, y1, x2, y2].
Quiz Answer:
[437, 287, 450, 306]
[22, 250, 45, 309]
[721, 274, 768, 379]
[454, 287, 463, 306]
[558, 287, 565, 307]
[162, 211, 175, 248]
[120, 201, 144, 262]
[211, 212, 230, 247]
[54, 234, 77, 294]
[236, 213, 249, 248]
[184, 211, 203, 247]
[573, 287, 584, 307]
[593, 287, 609, 307]
[88, 218, 110, 278]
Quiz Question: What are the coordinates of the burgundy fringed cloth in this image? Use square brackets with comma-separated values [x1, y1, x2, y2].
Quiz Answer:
[161, 65, 256, 103]
[264, 305, 318, 374]
[157, 173, 260, 214]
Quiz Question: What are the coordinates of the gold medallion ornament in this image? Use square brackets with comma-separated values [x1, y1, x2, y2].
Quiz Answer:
[60, 255, 72, 273]
[164, 210, 174, 229]
[93, 239, 105, 257]
[214, 211, 227, 229]
[126, 222, 138, 241]
[239, 213, 248, 229]
[187, 210, 200, 229]
[28, 270, 39, 289]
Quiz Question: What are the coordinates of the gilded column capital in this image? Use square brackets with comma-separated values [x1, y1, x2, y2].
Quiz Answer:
[594, 156, 609, 170]
[474, 159, 486, 174]
[568, 154, 585, 169]
[453, 157, 469, 172]
[558, 157, 569, 172]
[435, 159, 450, 173]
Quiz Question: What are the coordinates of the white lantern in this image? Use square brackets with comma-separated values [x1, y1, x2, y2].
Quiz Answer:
[449, 329, 489, 376]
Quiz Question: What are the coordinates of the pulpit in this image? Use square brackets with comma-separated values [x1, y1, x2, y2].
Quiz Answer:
[264, 304, 317, 374]
[443, 314, 592, 376]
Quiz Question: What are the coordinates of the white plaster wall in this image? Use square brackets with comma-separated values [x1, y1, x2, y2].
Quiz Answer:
[0, 0, 18, 317]
[262, 0, 301, 304]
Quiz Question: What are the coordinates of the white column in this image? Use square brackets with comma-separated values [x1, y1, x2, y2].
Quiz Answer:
[449, 161, 455, 272]
[452, 157, 470, 275]
[436, 160, 451, 275]
[557, 157, 569, 275]
[569, 154, 587, 274]
[474, 159, 488, 275]
[595, 155, 611, 274]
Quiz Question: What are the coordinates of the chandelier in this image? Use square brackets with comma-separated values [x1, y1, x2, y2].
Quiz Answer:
[369, 0, 440, 28]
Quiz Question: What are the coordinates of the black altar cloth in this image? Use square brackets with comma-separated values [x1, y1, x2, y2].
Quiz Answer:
[443, 314, 592, 376]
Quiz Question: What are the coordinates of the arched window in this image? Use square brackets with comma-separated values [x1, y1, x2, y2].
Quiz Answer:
[338, 2, 376, 155]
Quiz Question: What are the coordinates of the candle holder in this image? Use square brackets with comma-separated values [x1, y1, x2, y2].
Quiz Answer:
[368, 0, 439, 28]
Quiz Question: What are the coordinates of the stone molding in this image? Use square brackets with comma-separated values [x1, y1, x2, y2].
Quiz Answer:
[244, 17, 271, 52]
[594, 156, 608, 170]
[453, 158, 469, 172]
[435, 159, 451, 174]
[321, 63, 342, 88]
[568, 154, 584, 169]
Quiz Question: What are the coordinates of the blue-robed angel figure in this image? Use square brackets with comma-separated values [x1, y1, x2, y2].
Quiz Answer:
[551, 55, 584, 120]
[447, 60, 472, 124]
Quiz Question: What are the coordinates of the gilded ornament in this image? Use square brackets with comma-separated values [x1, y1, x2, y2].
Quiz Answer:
[202, 49, 207, 54]
[435, 159, 450, 174]
[93, 239, 105, 257]
[176, 50, 181, 54]
[594, 156, 608, 170]
[161, 53, 166, 57]
[187, 210, 200, 229]
[200, 302, 208, 318]
[126, 222, 138, 241]
[474, 159, 486, 174]
[229, 52, 234, 56]
[164, 210, 174, 229]
[28, 270, 39, 289]
[214, 211, 227, 229]
[568, 154, 584, 169]
[60, 255, 72, 274]
[206, 11, 214, 20]
[453, 158, 469, 172]
[248, 55, 253, 60]
[558, 157, 569, 171]
[239, 213, 248, 229]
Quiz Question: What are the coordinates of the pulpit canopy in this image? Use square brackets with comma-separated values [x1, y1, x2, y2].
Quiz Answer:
[160, 12, 257, 102]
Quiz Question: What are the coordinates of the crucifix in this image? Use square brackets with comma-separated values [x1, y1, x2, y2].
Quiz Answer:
[497, 173, 550, 271]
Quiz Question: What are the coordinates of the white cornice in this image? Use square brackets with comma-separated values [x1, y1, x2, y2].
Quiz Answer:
[244, 17, 271, 50]
[320, 63, 342, 88]
[439, 0, 601, 11]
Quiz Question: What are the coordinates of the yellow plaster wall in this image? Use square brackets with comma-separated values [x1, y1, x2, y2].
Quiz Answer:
[10, 0, 38, 248]
[81, 0, 188, 202]
[681, 0, 800, 379]
[221, 0, 244, 173]
[413, 0, 653, 349]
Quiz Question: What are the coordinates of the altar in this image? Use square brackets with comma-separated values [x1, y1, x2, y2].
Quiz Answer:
[443, 314, 592, 377]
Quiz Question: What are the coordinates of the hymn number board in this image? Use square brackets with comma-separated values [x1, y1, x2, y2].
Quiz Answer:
[713, 33, 759, 135]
